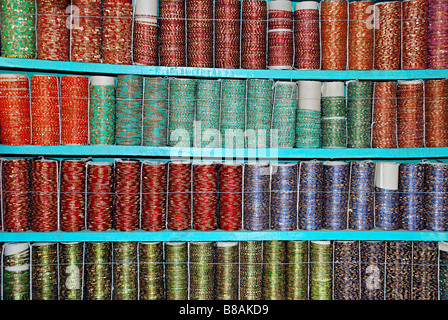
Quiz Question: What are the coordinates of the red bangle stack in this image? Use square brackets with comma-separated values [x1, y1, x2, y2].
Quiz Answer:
[142, 161, 168, 231]
[31, 159, 59, 232]
[36, 0, 70, 61]
[242, 0, 267, 69]
[2, 159, 31, 232]
[374, 1, 402, 70]
[218, 163, 243, 231]
[193, 162, 218, 231]
[402, 0, 428, 70]
[187, 0, 214, 68]
[321, 0, 348, 70]
[425, 79, 448, 147]
[159, 0, 186, 67]
[268, 1, 293, 69]
[215, 0, 240, 69]
[102, 0, 133, 65]
[133, 18, 158, 66]
[87, 162, 114, 231]
[70, 0, 102, 63]
[60, 159, 87, 232]
[114, 159, 141, 231]
[168, 161, 192, 231]
[294, 2, 320, 70]
[348, 0, 373, 70]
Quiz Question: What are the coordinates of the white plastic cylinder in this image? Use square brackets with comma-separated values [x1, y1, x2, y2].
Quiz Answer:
[298, 80, 322, 111]
[295, 1, 319, 11]
[375, 162, 399, 190]
[322, 81, 345, 97]
[90, 76, 115, 86]
[269, 0, 293, 12]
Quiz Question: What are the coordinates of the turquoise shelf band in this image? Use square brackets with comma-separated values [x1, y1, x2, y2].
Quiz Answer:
[0, 230, 446, 242]
[2, 145, 448, 160]
[1, 57, 447, 80]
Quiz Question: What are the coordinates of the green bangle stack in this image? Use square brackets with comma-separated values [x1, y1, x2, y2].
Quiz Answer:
[286, 240, 308, 300]
[220, 79, 246, 149]
[296, 109, 321, 148]
[90, 76, 116, 145]
[138, 242, 164, 300]
[347, 81, 373, 148]
[310, 241, 332, 300]
[263, 240, 286, 300]
[85, 242, 112, 300]
[195, 79, 221, 148]
[1, 0, 36, 59]
[32, 243, 58, 300]
[169, 78, 197, 147]
[272, 81, 298, 148]
[165, 242, 188, 300]
[3, 243, 30, 300]
[246, 79, 273, 148]
[239, 241, 262, 300]
[115, 75, 143, 146]
[59, 242, 84, 300]
[215, 242, 239, 300]
[321, 82, 347, 148]
[143, 77, 169, 146]
[189, 241, 215, 300]
[112, 241, 138, 300]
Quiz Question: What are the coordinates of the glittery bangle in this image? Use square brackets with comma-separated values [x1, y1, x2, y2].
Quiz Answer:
[165, 242, 188, 300]
[1, 0, 36, 59]
[310, 241, 332, 300]
[385, 241, 411, 300]
[112, 242, 138, 300]
[189, 242, 215, 300]
[321, 0, 348, 70]
[32, 243, 58, 300]
[263, 240, 286, 300]
[239, 241, 262, 300]
[187, 0, 213, 68]
[333, 241, 359, 300]
[412, 241, 438, 300]
[215, 242, 239, 300]
[360, 241, 385, 300]
[84, 242, 112, 300]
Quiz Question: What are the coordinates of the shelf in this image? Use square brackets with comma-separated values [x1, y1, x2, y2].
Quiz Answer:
[0, 229, 446, 242]
[2, 57, 447, 244]
[1, 57, 448, 80]
[1, 145, 448, 160]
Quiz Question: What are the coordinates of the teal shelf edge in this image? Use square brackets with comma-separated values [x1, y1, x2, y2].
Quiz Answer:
[1, 145, 448, 160]
[1, 57, 448, 80]
[0, 230, 446, 242]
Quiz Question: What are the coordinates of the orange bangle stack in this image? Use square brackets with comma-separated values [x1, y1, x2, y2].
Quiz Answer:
[31, 75, 60, 146]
